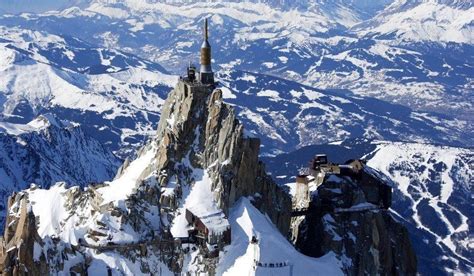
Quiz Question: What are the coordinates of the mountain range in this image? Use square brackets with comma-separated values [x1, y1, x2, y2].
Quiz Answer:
[0, 0, 472, 275]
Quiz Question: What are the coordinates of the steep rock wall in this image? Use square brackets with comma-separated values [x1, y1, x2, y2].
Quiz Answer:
[294, 169, 417, 275]
[150, 81, 291, 234]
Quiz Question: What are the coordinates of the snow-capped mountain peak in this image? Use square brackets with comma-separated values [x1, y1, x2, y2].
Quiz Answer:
[355, 0, 474, 43]
[0, 59, 417, 275]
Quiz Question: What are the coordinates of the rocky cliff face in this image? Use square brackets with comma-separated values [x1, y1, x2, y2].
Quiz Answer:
[293, 162, 417, 275]
[0, 193, 49, 275]
[151, 81, 291, 234]
[0, 80, 291, 274]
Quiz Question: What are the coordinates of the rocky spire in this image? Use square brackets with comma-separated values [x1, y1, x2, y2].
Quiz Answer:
[0, 194, 48, 274]
[0, 73, 418, 275]
[153, 78, 291, 233]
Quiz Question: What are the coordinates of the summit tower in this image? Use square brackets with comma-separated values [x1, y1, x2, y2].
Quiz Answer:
[199, 18, 214, 85]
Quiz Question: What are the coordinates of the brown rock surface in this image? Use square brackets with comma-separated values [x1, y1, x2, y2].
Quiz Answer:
[294, 168, 417, 275]
[152, 80, 291, 235]
[0, 193, 48, 275]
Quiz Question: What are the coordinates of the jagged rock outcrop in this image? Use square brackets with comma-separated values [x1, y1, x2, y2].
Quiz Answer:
[0, 193, 49, 275]
[0, 79, 291, 275]
[293, 161, 417, 275]
[153, 81, 291, 234]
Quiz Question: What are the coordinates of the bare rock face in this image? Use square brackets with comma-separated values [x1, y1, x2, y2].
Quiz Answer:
[294, 166, 417, 275]
[153, 81, 291, 234]
[0, 193, 48, 275]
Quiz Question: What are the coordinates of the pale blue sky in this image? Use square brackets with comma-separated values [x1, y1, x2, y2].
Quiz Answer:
[0, 0, 86, 14]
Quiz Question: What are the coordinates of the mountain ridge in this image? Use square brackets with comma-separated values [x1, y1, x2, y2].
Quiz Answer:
[0, 63, 416, 275]
[0, 114, 121, 232]
[1, 0, 470, 120]
[0, 1, 471, 274]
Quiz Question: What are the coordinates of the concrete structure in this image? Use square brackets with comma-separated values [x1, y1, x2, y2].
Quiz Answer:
[294, 175, 309, 207]
[180, 18, 216, 94]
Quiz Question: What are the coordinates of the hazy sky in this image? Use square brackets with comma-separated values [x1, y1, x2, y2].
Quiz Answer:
[0, 0, 397, 14]
[0, 0, 86, 14]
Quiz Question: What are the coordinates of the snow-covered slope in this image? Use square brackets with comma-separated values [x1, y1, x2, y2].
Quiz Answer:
[0, 0, 471, 120]
[308, 0, 393, 25]
[0, 114, 120, 232]
[219, 70, 472, 155]
[0, 26, 176, 157]
[264, 140, 474, 275]
[32, 143, 158, 243]
[366, 142, 473, 275]
[14, 177, 342, 274]
[355, 0, 474, 43]
[218, 198, 342, 275]
[23, 142, 169, 274]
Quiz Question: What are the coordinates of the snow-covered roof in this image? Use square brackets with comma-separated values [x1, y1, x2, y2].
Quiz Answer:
[184, 172, 230, 234]
[171, 169, 230, 237]
[187, 207, 230, 235]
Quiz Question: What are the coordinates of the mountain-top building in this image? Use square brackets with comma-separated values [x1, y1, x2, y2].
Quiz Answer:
[292, 154, 417, 274]
[185, 207, 231, 251]
[292, 154, 393, 212]
[178, 17, 231, 256]
[183, 18, 215, 87]
[199, 18, 215, 85]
